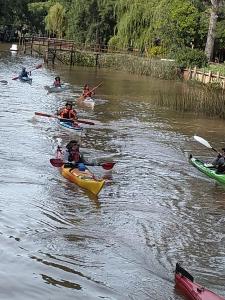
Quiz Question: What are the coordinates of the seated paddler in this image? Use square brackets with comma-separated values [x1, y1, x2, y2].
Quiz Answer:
[19, 67, 29, 78]
[212, 148, 225, 173]
[57, 102, 78, 125]
[63, 140, 87, 170]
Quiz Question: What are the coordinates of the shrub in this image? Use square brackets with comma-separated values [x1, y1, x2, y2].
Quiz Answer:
[170, 47, 208, 68]
[148, 45, 166, 57]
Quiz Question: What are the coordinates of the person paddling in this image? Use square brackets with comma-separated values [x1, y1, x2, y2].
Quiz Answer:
[212, 148, 225, 173]
[82, 83, 94, 99]
[53, 76, 61, 87]
[60, 140, 87, 170]
[19, 67, 30, 79]
[57, 102, 78, 125]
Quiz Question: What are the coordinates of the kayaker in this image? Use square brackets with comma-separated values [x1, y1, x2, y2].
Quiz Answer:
[53, 76, 61, 87]
[82, 84, 94, 98]
[212, 148, 225, 173]
[63, 140, 87, 170]
[57, 102, 78, 124]
[19, 67, 29, 78]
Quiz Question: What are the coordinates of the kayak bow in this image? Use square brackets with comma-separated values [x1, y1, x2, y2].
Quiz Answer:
[60, 165, 105, 196]
[189, 155, 225, 185]
[175, 263, 225, 300]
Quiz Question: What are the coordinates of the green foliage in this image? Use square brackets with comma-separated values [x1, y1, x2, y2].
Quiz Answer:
[45, 2, 66, 38]
[64, 0, 116, 44]
[172, 47, 208, 68]
[148, 46, 165, 57]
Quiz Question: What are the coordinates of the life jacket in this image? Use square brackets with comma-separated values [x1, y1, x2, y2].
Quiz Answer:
[68, 150, 81, 163]
[60, 108, 76, 119]
[82, 88, 92, 98]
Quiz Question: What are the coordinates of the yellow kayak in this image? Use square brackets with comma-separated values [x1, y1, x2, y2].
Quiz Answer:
[60, 165, 105, 196]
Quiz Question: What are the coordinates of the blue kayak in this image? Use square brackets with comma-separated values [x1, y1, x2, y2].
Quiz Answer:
[58, 120, 83, 134]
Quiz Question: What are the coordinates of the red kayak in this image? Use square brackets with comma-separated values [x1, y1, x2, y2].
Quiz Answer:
[175, 263, 225, 300]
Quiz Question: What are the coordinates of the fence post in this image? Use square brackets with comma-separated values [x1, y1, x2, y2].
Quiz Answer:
[193, 66, 197, 79]
[30, 37, 33, 55]
[208, 70, 212, 84]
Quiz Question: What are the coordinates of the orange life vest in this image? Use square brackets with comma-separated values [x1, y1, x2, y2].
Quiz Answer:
[60, 108, 76, 119]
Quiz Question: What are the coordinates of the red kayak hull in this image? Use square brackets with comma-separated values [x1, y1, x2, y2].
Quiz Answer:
[175, 264, 225, 300]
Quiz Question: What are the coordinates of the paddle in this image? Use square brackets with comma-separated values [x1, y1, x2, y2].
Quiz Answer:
[34, 112, 95, 125]
[12, 64, 42, 80]
[193, 135, 218, 153]
[77, 82, 102, 101]
[50, 158, 116, 170]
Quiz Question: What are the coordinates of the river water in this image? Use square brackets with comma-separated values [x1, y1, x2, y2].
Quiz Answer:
[0, 44, 225, 300]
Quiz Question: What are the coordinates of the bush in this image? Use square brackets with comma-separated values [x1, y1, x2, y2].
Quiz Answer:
[170, 47, 208, 68]
[148, 45, 166, 57]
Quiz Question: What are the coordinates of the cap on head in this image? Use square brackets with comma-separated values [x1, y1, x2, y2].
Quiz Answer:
[222, 148, 225, 151]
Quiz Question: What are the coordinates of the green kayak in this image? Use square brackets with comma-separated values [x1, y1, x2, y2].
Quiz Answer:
[190, 155, 225, 185]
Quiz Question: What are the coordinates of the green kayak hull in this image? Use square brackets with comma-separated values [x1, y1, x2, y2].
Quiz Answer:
[190, 156, 225, 185]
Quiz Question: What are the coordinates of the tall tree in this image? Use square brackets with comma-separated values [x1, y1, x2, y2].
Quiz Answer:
[204, 0, 221, 61]
[45, 2, 66, 38]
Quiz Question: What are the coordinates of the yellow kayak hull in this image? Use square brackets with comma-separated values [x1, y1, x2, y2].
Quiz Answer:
[60, 165, 105, 196]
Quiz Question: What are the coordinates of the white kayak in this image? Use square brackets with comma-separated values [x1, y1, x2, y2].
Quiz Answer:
[77, 97, 95, 109]
[44, 84, 69, 93]
[19, 76, 32, 83]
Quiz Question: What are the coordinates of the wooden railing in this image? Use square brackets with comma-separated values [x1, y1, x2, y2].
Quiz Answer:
[22, 36, 146, 56]
[183, 66, 225, 89]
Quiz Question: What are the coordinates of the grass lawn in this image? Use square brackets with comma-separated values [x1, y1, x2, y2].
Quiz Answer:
[200, 63, 225, 76]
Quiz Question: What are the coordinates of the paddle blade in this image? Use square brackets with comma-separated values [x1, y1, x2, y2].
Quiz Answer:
[12, 76, 19, 80]
[175, 263, 194, 282]
[193, 135, 212, 149]
[50, 158, 64, 167]
[101, 162, 116, 170]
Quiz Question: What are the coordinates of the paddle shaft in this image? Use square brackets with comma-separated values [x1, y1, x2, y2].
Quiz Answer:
[50, 158, 115, 170]
[35, 112, 95, 125]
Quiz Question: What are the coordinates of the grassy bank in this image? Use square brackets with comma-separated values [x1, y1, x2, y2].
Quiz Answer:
[154, 82, 225, 118]
[54, 50, 179, 80]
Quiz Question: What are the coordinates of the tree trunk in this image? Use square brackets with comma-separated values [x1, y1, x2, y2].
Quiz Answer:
[205, 0, 220, 62]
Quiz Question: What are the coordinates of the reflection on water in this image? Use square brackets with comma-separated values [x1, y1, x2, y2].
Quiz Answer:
[0, 44, 225, 299]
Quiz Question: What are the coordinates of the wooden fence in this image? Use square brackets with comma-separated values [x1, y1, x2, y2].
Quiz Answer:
[183, 66, 225, 89]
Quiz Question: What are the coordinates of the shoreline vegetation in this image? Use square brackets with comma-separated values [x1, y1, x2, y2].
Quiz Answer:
[31, 42, 225, 120]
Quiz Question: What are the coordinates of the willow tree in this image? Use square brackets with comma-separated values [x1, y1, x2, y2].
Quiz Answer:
[109, 0, 202, 52]
[64, 0, 116, 44]
[45, 2, 66, 38]
[109, 0, 159, 49]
